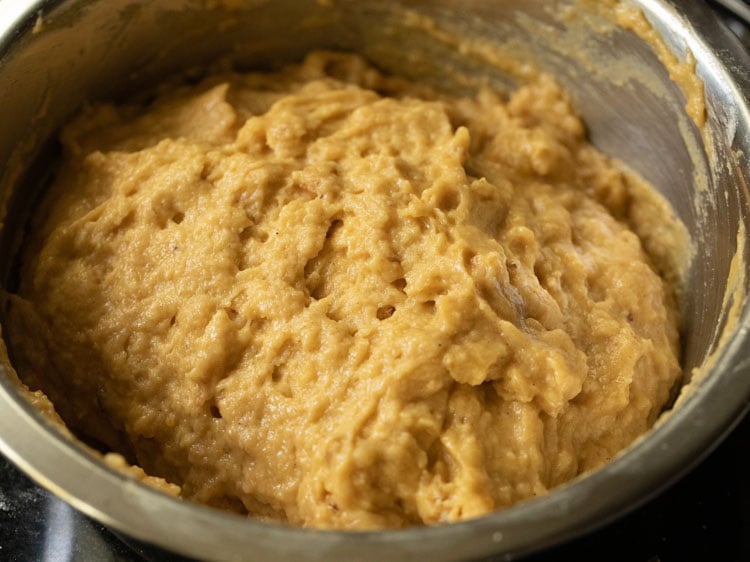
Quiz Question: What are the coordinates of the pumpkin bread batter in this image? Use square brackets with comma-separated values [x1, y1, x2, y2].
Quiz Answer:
[5, 52, 681, 529]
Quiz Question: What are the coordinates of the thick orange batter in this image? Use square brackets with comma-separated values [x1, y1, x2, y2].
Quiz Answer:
[6, 52, 681, 529]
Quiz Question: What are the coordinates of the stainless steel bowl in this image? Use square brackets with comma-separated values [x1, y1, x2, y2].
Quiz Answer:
[1, 1, 749, 560]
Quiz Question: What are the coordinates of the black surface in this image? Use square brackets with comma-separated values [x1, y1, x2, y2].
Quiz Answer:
[0, 453, 139, 562]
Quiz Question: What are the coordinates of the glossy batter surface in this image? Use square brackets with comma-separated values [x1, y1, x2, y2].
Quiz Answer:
[6, 52, 681, 529]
